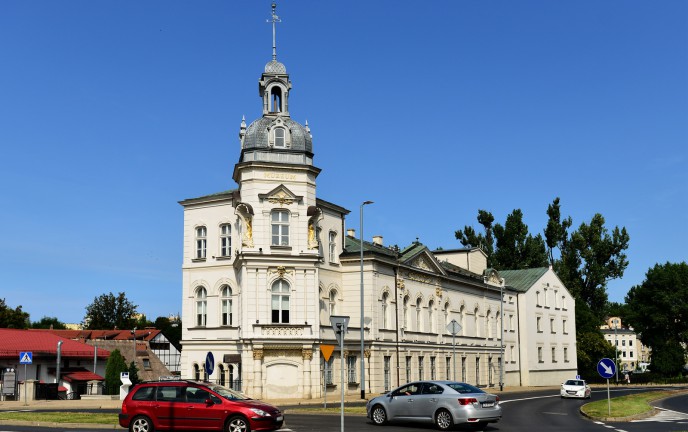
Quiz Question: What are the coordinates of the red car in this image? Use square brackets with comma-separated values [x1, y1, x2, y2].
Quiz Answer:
[119, 380, 284, 432]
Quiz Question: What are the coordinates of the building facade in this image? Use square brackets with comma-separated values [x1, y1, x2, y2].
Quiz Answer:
[179, 4, 577, 399]
[601, 317, 650, 372]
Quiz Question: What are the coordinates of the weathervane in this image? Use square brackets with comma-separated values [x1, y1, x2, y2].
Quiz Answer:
[268, 2, 281, 61]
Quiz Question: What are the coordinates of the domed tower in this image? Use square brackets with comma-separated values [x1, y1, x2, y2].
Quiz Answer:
[232, 1, 321, 256]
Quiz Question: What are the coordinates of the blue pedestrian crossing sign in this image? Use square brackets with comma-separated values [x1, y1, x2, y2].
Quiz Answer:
[19, 352, 32, 365]
[597, 357, 616, 379]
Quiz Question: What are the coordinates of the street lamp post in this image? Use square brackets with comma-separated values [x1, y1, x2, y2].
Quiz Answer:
[613, 320, 619, 383]
[360, 200, 373, 400]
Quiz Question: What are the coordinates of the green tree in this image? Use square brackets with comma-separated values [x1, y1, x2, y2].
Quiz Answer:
[154, 316, 182, 350]
[0, 298, 30, 329]
[553, 213, 629, 321]
[128, 361, 140, 386]
[84, 292, 138, 330]
[31, 316, 67, 329]
[104, 349, 128, 395]
[603, 302, 628, 321]
[492, 209, 548, 270]
[625, 262, 688, 375]
[576, 330, 616, 380]
[543, 197, 572, 264]
[455, 210, 495, 266]
[135, 314, 154, 329]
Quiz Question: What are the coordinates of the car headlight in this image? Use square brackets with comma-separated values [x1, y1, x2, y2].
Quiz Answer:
[250, 408, 271, 417]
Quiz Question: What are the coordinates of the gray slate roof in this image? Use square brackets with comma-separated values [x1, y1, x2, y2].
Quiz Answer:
[243, 116, 313, 153]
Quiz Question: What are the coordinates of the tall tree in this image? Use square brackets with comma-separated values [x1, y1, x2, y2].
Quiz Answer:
[104, 349, 128, 395]
[0, 298, 30, 329]
[554, 214, 629, 320]
[31, 316, 67, 329]
[84, 292, 138, 330]
[544, 197, 572, 264]
[625, 262, 688, 375]
[492, 209, 548, 270]
[455, 210, 495, 266]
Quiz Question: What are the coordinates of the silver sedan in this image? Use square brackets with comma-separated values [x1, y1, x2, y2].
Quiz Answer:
[366, 380, 502, 431]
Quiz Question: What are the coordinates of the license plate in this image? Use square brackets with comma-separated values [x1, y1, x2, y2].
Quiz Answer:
[481, 402, 494, 408]
[567, 391, 576, 395]
[276, 416, 284, 421]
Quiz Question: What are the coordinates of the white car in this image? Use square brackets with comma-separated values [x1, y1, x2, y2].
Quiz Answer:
[560, 379, 591, 399]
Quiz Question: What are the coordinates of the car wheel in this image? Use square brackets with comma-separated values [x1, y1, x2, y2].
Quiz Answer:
[434, 408, 453, 431]
[371, 404, 387, 425]
[129, 415, 154, 432]
[226, 415, 251, 432]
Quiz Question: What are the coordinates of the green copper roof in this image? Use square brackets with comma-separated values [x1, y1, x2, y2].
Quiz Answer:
[498, 267, 549, 292]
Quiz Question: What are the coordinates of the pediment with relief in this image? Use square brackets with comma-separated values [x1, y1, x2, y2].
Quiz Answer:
[405, 250, 446, 276]
[258, 184, 303, 206]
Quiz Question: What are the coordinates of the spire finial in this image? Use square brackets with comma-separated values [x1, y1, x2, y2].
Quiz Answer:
[268, 2, 281, 61]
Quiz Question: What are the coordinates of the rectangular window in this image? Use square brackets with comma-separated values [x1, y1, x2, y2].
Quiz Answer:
[622, 340, 626, 346]
[537, 347, 543, 363]
[461, 357, 466, 382]
[551, 347, 556, 362]
[271, 211, 290, 246]
[550, 318, 555, 333]
[629, 340, 633, 346]
[475, 357, 480, 386]
[222, 299, 232, 326]
[562, 319, 567, 334]
[405, 356, 412, 382]
[195, 227, 207, 259]
[347, 355, 357, 383]
[509, 314, 514, 331]
[430, 356, 436, 380]
[564, 347, 569, 362]
[536, 316, 542, 332]
[383, 356, 391, 392]
[328, 231, 337, 262]
[446, 357, 451, 380]
[510, 345, 515, 363]
[324, 357, 334, 385]
[630, 351, 634, 358]
[418, 356, 424, 380]
[220, 224, 231, 257]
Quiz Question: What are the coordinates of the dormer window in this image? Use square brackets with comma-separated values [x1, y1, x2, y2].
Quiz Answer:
[274, 127, 286, 148]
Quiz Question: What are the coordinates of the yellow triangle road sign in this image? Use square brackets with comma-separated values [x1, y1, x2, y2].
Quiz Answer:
[321, 344, 335, 361]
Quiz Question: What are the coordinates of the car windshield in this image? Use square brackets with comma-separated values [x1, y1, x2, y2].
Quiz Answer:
[446, 382, 485, 394]
[565, 380, 585, 386]
[208, 384, 252, 401]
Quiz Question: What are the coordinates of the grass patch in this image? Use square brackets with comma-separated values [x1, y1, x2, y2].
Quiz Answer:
[581, 390, 688, 420]
[0, 411, 119, 425]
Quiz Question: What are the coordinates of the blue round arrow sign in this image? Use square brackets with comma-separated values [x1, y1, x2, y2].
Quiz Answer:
[205, 352, 215, 377]
[597, 357, 616, 379]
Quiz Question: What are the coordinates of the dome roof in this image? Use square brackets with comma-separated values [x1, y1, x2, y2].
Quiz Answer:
[265, 60, 287, 74]
[242, 116, 312, 154]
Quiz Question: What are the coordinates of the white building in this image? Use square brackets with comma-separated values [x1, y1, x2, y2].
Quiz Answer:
[601, 317, 649, 372]
[179, 3, 577, 399]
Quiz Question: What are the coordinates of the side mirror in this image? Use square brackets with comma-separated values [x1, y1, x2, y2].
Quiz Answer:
[205, 398, 214, 405]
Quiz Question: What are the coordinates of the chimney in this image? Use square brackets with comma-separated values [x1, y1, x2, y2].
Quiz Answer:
[347, 228, 356, 238]
[373, 235, 383, 246]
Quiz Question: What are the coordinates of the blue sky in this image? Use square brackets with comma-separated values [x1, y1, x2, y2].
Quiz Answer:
[1, 1, 686, 324]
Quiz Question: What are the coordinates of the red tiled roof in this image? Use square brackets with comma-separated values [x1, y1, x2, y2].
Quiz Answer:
[63, 371, 104, 382]
[0, 329, 109, 360]
[32, 328, 161, 341]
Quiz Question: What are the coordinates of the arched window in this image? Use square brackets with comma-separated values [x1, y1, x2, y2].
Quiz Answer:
[271, 280, 290, 323]
[403, 296, 409, 329]
[416, 298, 422, 332]
[443, 302, 450, 329]
[428, 300, 435, 333]
[459, 305, 465, 335]
[274, 127, 285, 147]
[328, 289, 337, 316]
[486, 311, 492, 338]
[196, 287, 207, 327]
[218, 364, 226, 386]
[270, 86, 283, 112]
[221, 285, 232, 326]
[195, 226, 207, 259]
[271, 210, 289, 246]
[381, 292, 389, 329]
[474, 308, 480, 337]
[328, 231, 337, 262]
[220, 224, 231, 258]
